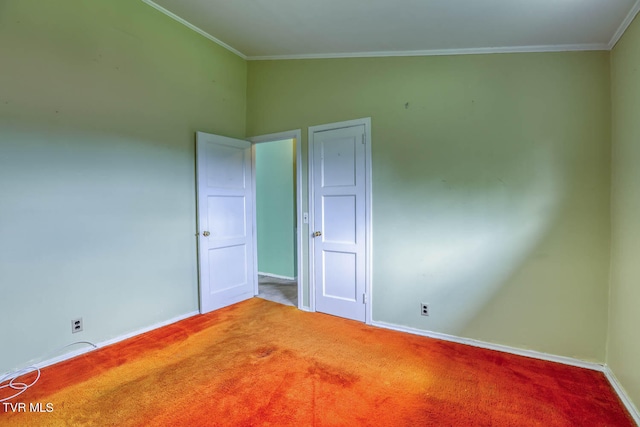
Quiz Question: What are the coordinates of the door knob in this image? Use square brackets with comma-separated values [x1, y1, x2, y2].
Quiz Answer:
[313, 231, 322, 237]
[203, 231, 210, 237]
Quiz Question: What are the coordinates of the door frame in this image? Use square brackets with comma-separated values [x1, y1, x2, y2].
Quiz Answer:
[248, 129, 304, 311]
[308, 118, 373, 324]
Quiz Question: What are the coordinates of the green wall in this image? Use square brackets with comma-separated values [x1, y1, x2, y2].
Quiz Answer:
[255, 139, 296, 278]
[247, 52, 612, 361]
[610, 14, 640, 410]
[0, 0, 246, 373]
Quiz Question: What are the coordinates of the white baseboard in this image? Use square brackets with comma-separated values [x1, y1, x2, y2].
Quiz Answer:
[370, 320, 640, 423]
[603, 366, 640, 425]
[95, 310, 200, 349]
[1, 310, 200, 380]
[370, 320, 604, 371]
[258, 272, 297, 281]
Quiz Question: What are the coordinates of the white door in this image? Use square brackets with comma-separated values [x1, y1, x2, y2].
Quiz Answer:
[311, 123, 368, 322]
[196, 132, 256, 314]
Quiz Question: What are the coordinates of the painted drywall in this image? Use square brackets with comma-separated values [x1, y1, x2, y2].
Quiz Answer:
[255, 139, 296, 278]
[247, 52, 612, 361]
[610, 14, 640, 410]
[0, 0, 246, 373]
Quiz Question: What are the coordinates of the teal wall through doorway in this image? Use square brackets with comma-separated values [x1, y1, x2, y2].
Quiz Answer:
[255, 139, 297, 278]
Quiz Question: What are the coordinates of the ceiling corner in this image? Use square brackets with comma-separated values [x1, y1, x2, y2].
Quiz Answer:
[608, 0, 640, 49]
[140, 0, 247, 59]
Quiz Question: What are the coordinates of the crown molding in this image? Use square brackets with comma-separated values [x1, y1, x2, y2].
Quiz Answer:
[140, 0, 247, 59]
[609, 0, 640, 49]
[247, 44, 609, 61]
[140, 0, 634, 60]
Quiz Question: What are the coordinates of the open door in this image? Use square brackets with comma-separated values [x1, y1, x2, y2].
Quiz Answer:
[196, 131, 256, 314]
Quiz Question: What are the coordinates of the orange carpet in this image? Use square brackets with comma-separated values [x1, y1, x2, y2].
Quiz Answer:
[0, 298, 634, 426]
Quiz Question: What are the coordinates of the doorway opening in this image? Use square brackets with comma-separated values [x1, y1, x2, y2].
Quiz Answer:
[250, 130, 304, 310]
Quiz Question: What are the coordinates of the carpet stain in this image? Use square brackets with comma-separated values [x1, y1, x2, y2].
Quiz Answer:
[307, 361, 359, 387]
[254, 346, 278, 358]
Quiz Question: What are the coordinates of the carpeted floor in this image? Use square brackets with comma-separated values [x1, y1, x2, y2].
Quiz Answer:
[0, 298, 634, 426]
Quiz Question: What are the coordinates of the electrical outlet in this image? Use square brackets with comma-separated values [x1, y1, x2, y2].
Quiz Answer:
[72, 318, 83, 333]
[420, 303, 429, 316]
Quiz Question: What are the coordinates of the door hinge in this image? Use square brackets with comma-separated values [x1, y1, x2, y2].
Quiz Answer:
[361, 134, 366, 144]
[363, 293, 368, 304]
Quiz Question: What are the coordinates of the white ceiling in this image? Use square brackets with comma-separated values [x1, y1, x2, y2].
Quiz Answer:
[143, 0, 640, 60]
